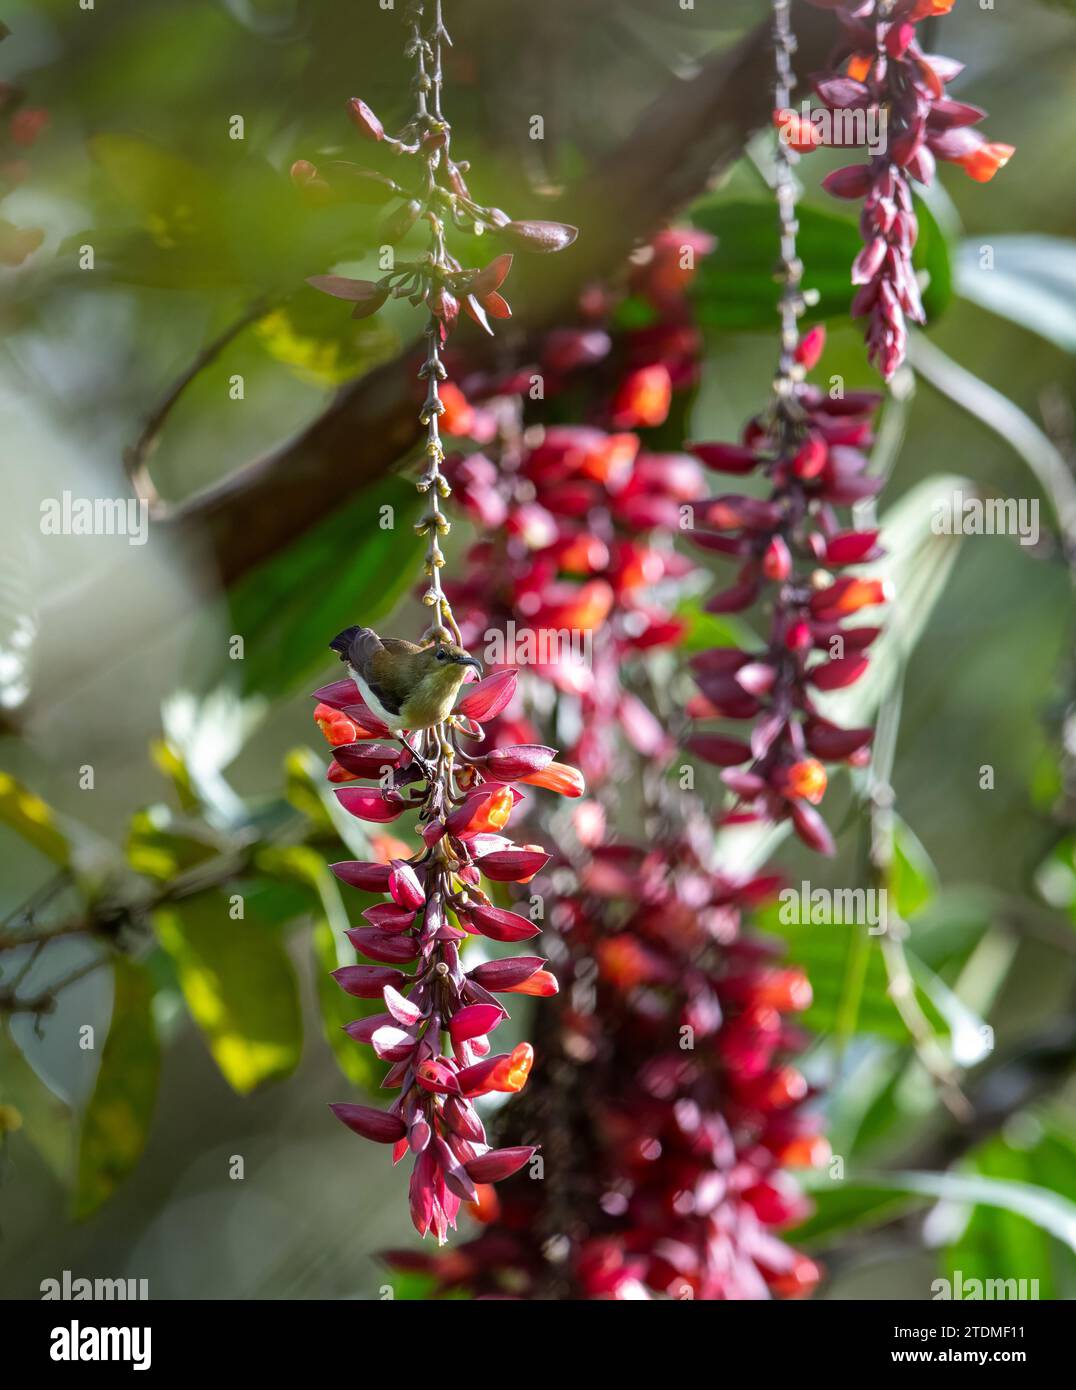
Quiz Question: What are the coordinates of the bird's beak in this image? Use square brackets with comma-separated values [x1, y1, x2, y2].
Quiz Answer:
[458, 654, 484, 675]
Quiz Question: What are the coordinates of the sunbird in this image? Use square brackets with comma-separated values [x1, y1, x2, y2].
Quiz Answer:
[330, 625, 483, 775]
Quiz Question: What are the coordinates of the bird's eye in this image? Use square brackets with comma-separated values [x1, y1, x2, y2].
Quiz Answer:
[436, 649, 447, 661]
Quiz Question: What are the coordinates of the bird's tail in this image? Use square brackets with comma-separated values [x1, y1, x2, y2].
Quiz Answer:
[329, 625, 368, 660]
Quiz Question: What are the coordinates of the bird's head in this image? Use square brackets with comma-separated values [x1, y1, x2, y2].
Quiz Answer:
[418, 641, 484, 683]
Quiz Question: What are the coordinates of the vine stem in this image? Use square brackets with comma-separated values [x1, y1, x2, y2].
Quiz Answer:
[771, 0, 805, 400]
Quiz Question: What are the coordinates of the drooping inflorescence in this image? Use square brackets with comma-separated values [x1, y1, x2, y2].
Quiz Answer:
[307, 0, 580, 1243]
[788, 0, 1013, 377]
[687, 0, 886, 857]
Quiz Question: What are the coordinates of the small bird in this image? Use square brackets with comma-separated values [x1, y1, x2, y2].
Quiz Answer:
[329, 626, 483, 775]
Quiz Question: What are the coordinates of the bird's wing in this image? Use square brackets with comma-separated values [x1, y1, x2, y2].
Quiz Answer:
[351, 632, 421, 720]
[348, 626, 386, 669]
[379, 638, 424, 657]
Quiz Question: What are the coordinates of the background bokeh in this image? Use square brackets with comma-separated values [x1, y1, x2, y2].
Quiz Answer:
[1, 0, 1075, 1300]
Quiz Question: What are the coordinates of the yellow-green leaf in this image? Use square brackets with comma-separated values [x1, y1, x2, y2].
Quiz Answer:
[0, 772, 70, 866]
[256, 843, 387, 1094]
[0, 1022, 72, 1182]
[154, 890, 302, 1094]
[73, 957, 160, 1219]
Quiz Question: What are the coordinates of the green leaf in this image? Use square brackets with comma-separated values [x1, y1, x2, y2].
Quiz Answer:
[791, 1179, 918, 1247]
[802, 1168, 1076, 1255]
[73, 957, 160, 1219]
[890, 816, 939, 921]
[691, 200, 860, 330]
[673, 600, 753, 655]
[754, 902, 945, 1041]
[1035, 836, 1076, 920]
[154, 889, 302, 1094]
[253, 289, 399, 388]
[944, 1128, 1076, 1299]
[149, 739, 200, 814]
[160, 688, 266, 827]
[955, 235, 1076, 352]
[688, 196, 951, 331]
[0, 1021, 73, 1182]
[0, 772, 71, 866]
[907, 335, 1076, 538]
[913, 194, 953, 323]
[126, 806, 223, 882]
[284, 745, 370, 857]
[257, 843, 388, 1094]
[213, 474, 424, 702]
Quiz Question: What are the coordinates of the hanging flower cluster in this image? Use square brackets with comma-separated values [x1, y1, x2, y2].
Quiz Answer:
[313, 666, 582, 1244]
[300, 1, 575, 330]
[686, 326, 886, 857]
[392, 823, 827, 1300]
[433, 225, 717, 784]
[800, 0, 1013, 377]
[364, 213, 829, 1295]
[304, 0, 579, 1244]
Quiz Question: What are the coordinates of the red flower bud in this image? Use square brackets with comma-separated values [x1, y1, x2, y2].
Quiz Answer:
[688, 442, 761, 474]
[822, 164, 872, 200]
[448, 1003, 504, 1045]
[362, 903, 417, 933]
[347, 97, 384, 141]
[462, 903, 541, 943]
[794, 325, 826, 369]
[345, 928, 420, 964]
[335, 788, 406, 823]
[468, 956, 547, 991]
[481, 745, 557, 780]
[329, 1103, 405, 1143]
[388, 860, 426, 910]
[498, 219, 578, 254]
[332, 964, 406, 998]
[455, 668, 518, 720]
[465, 1146, 537, 1183]
[330, 860, 392, 891]
[475, 847, 551, 882]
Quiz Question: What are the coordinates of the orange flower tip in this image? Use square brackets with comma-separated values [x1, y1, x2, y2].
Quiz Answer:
[911, 0, 955, 18]
[521, 761, 586, 798]
[846, 54, 872, 83]
[769, 1255, 822, 1298]
[779, 1135, 832, 1169]
[494, 1041, 534, 1092]
[960, 141, 1015, 182]
[503, 969, 559, 998]
[787, 759, 827, 806]
[773, 109, 822, 154]
[765, 1066, 808, 1109]
[371, 833, 414, 864]
[468, 1183, 500, 1225]
[480, 785, 516, 831]
[762, 969, 813, 1013]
